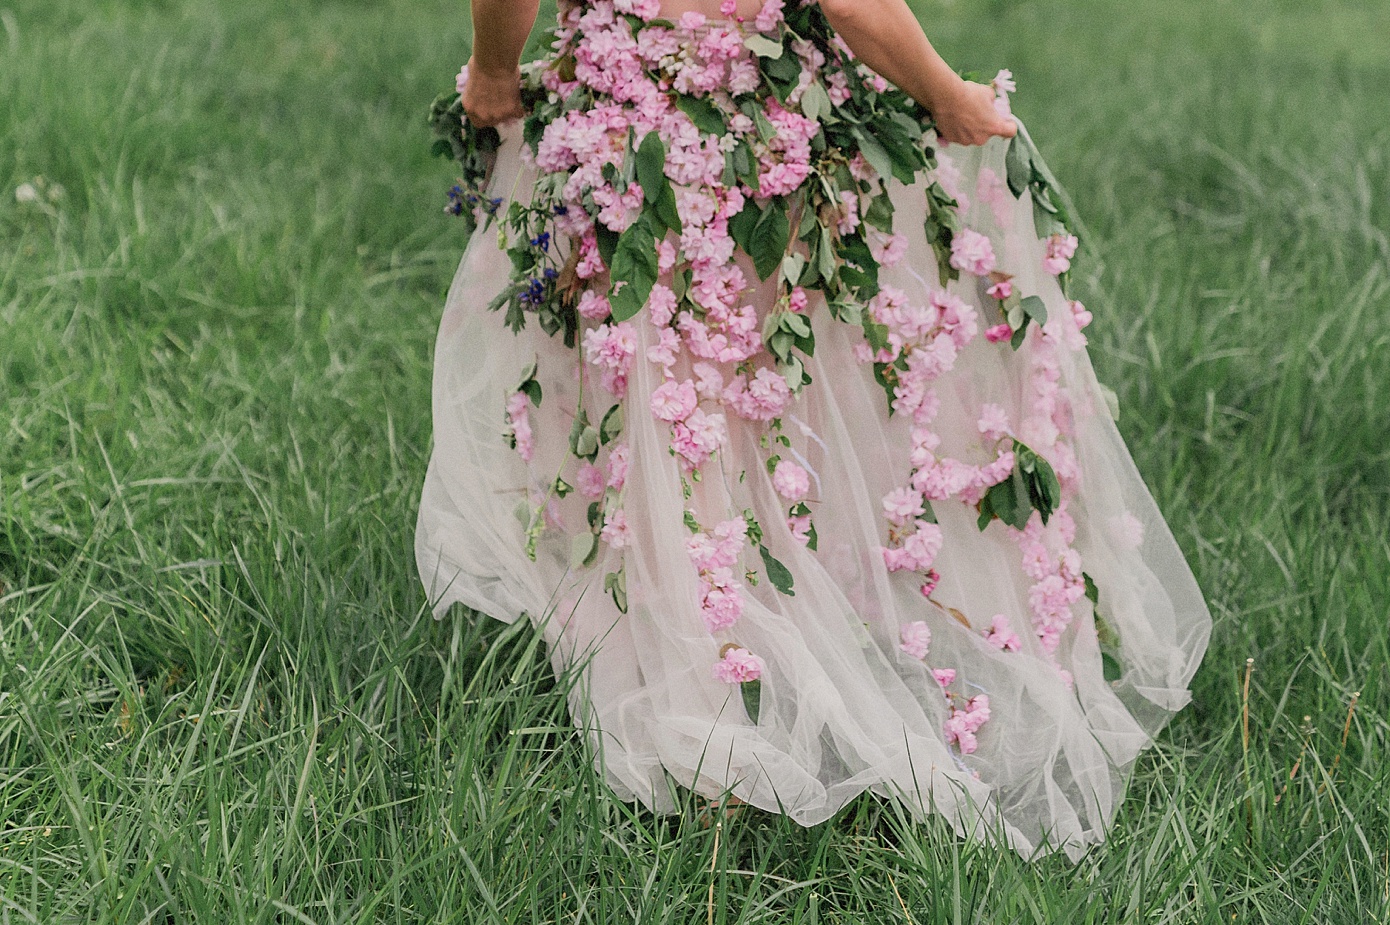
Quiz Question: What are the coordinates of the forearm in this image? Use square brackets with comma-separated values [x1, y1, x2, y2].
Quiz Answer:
[469, 0, 542, 77]
[819, 0, 963, 113]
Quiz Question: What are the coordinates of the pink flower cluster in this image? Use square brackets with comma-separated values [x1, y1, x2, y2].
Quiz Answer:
[772, 459, 810, 502]
[944, 694, 991, 755]
[712, 645, 765, 683]
[899, 620, 932, 659]
[1042, 233, 1079, 276]
[505, 391, 535, 462]
[983, 614, 1022, 651]
[687, 517, 750, 632]
[583, 321, 638, 397]
[756, 99, 819, 196]
[882, 520, 944, 573]
[949, 228, 996, 277]
[1015, 506, 1085, 655]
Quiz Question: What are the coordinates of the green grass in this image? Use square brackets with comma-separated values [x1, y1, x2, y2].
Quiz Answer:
[2, 0, 1388, 920]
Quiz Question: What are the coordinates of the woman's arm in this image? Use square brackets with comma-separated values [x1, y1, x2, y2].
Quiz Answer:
[461, 0, 541, 128]
[819, 0, 1015, 146]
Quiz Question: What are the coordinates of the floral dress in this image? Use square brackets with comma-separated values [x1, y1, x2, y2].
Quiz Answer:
[415, 0, 1210, 859]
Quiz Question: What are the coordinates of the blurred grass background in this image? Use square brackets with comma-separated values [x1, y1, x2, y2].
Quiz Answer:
[2, 0, 1388, 920]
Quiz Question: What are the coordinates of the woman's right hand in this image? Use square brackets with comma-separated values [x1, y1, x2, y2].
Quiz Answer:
[461, 60, 525, 128]
[930, 78, 1017, 146]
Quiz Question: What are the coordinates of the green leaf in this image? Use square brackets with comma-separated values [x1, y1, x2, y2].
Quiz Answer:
[609, 216, 659, 321]
[740, 678, 762, 723]
[519, 377, 543, 407]
[758, 544, 796, 596]
[570, 532, 598, 569]
[750, 204, 791, 281]
[568, 410, 591, 458]
[1005, 133, 1031, 198]
[817, 223, 836, 282]
[635, 132, 667, 204]
[576, 426, 600, 459]
[675, 96, 727, 136]
[604, 569, 628, 613]
[729, 202, 760, 254]
[595, 223, 620, 266]
[599, 403, 624, 445]
[1019, 294, 1048, 326]
[863, 194, 894, 233]
[743, 33, 784, 59]
[800, 81, 832, 123]
[654, 181, 682, 235]
[856, 133, 894, 183]
[1083, 572, 1100, 606]
[1102, 652, 1123, 683]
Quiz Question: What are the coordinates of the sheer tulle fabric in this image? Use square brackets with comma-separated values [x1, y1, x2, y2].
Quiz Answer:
[416, 123, 1210, 860]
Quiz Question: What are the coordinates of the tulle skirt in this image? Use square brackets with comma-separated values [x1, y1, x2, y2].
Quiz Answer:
[415, 122, 1210, 860]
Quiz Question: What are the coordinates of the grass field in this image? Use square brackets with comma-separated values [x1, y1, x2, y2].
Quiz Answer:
[2, 0, 1389, 920]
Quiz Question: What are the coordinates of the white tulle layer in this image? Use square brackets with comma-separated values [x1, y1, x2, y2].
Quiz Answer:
[415, 124, 1211, 860]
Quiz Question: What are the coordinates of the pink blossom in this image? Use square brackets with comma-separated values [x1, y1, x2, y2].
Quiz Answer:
[606, 443, 630, 490]
[578, 290, 612, 320]
[1069, 299, 1092, 330]
[671, 408, 727, 468]
[848, 152, 874, 181]
[757, 161, 811, 198]
[899, 621, 932, 659]
[723, 368, 792, 421]
[650, 378, 699, 422]
[912, 456, 976, 501]
[646, 326, 681, 368]
[701, 584, 745, 632]
[772, 459, 811, 501]
[692, 362, 725, 400]
[882, 487, 925, 525]
[983, 614, 1022, 651]
[932, 668, 956, 689]
[867, 229, 908, 267]
[919, 570, 939, 597]
[600, 509, 631, 548]
[949, 229, 996, 277]
[901, 521, 944, 570]
[787, 513, 812, 546]
[455, 64, 470, 95]
[881, 546, 911, 572]
[753, 0, 784, 33]
[656, 239, 679, 274]
[647, 283, 678, 326]
[505, 391, 534, 463]
[1043, 233, 1079, 276]
[945, 694, 991, 754]
[719, 0, 738, 16]
[984, 323, 1013, 344]
[787, 286, 809, 313]
[576, 234, 605, 280]
[583, 322, 638, 374]
[576, 462, 606, 499]
[977, 403, 1010, 442]
[614, 0, 660, 20]
[712, 647, 764, 683]
[992, 69, 1017, 94]
[986, 279, 1013, 301]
